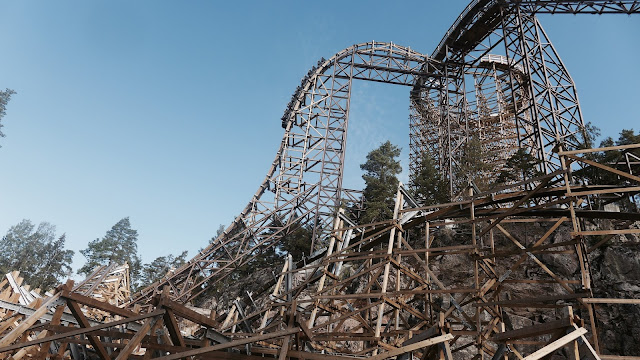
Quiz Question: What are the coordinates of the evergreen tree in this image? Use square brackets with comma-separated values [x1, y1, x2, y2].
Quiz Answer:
[0, 220, 74, 290]
[616, 128, 640, 148]
[577, 128, 640, 186]
[78, 217, 142, 288]
[139, 251, 188, 288]
[280, 227, 313, 261]
[360, 141, 402, 223]
[410, 152, 449, 205]
[494, 148, 543, 185]
[208, 224, 226, 245]
[456, 137, 492, 191]
[578, 121, 601, 149]
[0, 88, 16, 146]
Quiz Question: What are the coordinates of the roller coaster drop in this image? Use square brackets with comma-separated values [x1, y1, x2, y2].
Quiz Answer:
[134, 0, 639, 305]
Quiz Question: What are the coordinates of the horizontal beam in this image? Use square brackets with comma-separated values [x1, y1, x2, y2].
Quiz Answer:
[153, 328, 301, 360]
[581, 298, 640, 305]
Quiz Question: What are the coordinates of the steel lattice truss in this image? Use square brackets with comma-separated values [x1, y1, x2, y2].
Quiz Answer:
[131, 1, 638, 306]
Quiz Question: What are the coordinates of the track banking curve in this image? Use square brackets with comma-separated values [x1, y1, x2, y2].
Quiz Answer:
[132, 1, 639, 306]
[131, 42, 436, 305]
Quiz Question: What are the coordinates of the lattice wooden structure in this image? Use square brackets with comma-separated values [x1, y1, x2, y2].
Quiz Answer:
[0, 143, 638, 359]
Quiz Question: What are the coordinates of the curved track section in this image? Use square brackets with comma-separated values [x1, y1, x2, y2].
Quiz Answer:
[410, 1, 639, 195]
[134, 1, 639, 306]
[131, 42, 436, 305]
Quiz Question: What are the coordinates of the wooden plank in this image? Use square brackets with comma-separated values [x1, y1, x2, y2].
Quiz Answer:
[569, 186, 640, 197]
[401, 325, 438, 346]
[492, 318, 572, 342]
[558, 143, 640, 156]
[62, 290, 138, 318]
[65, 299, 110, 360]
[522, 327, 587, 360]
[565, 153, 640, 184]
[478, 170, 561, 239]
[369, 333, 454, 360]
[163, 308, 186, 347]
[581, 298, 640, 304]
[572, 229, 640, 236]
[157, 297, 228, 343]
[0, 309, 165, 353]
[288, 350, 365, 360]
[32, 304, 66, 360]
[152, 328, 300, 360]
[114, 315, 159, 360]
[315, 289, 477, 299]
[0, 292, 60, 348]
[474, 293, 589, 307]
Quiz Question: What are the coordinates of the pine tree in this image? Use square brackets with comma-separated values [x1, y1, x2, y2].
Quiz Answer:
[78, 217, 142, 288]
[494, 148, 543, 185]
[0, 88, 16, 146]
[139, 251, 188, 288]
[360, 141, 402, 223]
[0, 220, 74, 290]
[410, 152, 449, 205]
[280, 227, 313, 261]
[577, 128, 640, 186]
[456, 137, 492, 192]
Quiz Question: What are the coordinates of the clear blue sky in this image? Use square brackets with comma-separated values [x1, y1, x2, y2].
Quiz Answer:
[0, 1, 638, 275]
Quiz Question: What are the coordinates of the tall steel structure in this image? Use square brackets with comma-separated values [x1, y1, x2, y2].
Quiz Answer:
[132, 0, 639, 305]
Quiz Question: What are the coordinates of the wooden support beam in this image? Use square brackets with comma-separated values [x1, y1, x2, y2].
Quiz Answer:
[569, 186, 640, 197]
[370, 333, 454, 360]
[572, 229, 640, 237]
[288, 350, 364, 360]
[564, 153, 640, 184]
[492, 318, 572, 342]
[65, 299, 111, 360]
[0, 309, 165, 353]
[163, 308, 186, 347]
[114, 315, 159, 360]
[581, 298, 640, 304]
[153, 327, 301, 360]
[62, 290, 138, 319]
[33, 304, 66, 360]
[558, 143, 640, 156]
[64, 298, 110, 360]
[522, 327, 587, 360]
[0, 292, 60, 348]
[157, 296, 229, 344]
[474, 293, 589, 307]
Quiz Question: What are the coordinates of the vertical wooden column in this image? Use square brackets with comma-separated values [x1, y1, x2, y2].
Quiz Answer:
[259, 260, 289, 333]
[373, 186, 404, 353]
[469, 186, 484, 359]
[308, 209, 343, 328]
[425, 221, 434, 324]
[394, 230, 403, 331]
[559, 149, 600, 354]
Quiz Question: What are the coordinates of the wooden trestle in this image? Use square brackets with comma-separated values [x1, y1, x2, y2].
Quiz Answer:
[0, 143, 639, 359]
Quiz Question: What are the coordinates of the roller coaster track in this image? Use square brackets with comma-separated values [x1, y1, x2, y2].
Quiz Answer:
[131, 42, 438, 305]
[132, 1, 638, 305]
